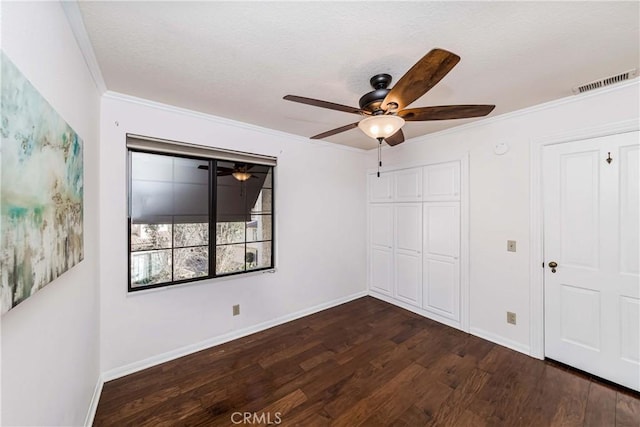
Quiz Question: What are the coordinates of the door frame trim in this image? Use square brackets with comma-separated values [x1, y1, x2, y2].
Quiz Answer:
[528, 118, 639, 359]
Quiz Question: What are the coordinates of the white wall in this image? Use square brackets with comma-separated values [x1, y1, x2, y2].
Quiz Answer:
[366, 82, 640, 353]
[0, 2, 101, 426]
[99, 94, 367, 373]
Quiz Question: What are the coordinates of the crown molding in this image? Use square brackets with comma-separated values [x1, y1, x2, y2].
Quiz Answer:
[378, 78, 640, 152]
[103, 91, 367, 154]
[61, 0, 107, 94]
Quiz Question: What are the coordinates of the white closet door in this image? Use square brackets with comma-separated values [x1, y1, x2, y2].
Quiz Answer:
[370, 205, 393, 248]
[394, 168, 422, 202]
[423, 161, 460, 201]
[370, 247, 393, 295]
[394, 204, 422, 306]
[369, 172, 394, 202]
[423, 203, 460, 321]
[543, 131, 639, 391]
[369, 204, 394, 295]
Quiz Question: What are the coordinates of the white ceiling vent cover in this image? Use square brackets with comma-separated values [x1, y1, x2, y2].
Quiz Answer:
[573, 69, 638, 94]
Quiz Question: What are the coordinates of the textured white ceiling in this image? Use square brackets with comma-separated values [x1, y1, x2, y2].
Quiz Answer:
[79, 1, 639, 150]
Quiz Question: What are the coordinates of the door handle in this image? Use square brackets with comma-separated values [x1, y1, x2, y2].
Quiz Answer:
[548, 261, 558, 273]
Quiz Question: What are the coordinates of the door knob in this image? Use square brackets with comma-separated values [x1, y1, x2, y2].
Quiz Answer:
[548, 261, 558, 273]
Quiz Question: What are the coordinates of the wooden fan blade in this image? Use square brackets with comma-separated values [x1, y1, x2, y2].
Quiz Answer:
[284, 95, 369, 115]
[399, 105, 495, 121]
[310, 122, 359, 140]
[385, 129, 405, 146]
[382, 49, 460, 111]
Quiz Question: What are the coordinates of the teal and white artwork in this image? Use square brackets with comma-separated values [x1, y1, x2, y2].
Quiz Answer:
[0, 52, 84, 315]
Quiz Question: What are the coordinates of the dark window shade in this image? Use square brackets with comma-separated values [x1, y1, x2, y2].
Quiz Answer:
[130, 152, 209, 224]
[126, 134, 277, 167]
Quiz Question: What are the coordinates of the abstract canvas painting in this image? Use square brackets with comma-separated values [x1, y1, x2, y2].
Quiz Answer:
[0, 52, 84, 315]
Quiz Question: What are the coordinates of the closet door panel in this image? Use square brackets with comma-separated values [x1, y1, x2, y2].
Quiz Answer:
[369, 172, 394, 202]
[370, 247, 393, 295]
[395, 252, 422, 306]
[423, 202, 460, 321]
[395, 168, 423, 202]
[370, 204, 393, 248]
[423, 162, 460, 201]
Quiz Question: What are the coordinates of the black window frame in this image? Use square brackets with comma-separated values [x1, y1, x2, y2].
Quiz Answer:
[127, 148, 275, 292]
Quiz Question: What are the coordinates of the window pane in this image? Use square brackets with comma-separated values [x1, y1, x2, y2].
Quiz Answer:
[174, 223, 208, 248]
[262, 168, 273, 189]
[247, 241, 272, 270]
[216, 161, 247, 223]
[174, 246, 208, 280]
[252, 189, 272, 214]
[246, 215, 271, 242]
[216, 222, 245, 244]
[131, 249, 172, 287]
[216, 244, 246, 275]
[131, 223, 172, 251]
[130, 152, 210, 289]
[130, 152, 208, 223]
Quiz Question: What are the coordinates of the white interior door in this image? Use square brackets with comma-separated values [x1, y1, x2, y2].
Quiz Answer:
[543, 131, 639, 391]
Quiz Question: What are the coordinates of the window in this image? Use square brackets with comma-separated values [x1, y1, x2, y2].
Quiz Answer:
[128, 136, 275, 291]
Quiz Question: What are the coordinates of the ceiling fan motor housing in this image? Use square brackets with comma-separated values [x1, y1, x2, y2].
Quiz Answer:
[359, 73, 392, 112]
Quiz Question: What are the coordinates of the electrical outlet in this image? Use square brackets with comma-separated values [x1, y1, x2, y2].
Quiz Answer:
[507, 240, 516, 252]
[507, 311, 516, 325]
[233, 304, 240, 316]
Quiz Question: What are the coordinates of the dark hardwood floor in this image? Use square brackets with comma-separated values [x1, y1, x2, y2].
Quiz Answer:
[94, 297, 640, 426]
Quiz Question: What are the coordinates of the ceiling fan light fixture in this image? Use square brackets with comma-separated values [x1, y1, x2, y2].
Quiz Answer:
[232, 171, 252, 181]
[358, 115, 405, 140]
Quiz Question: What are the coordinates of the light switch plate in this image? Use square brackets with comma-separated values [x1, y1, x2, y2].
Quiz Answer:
[507, 240, 516, 252]
[507, 312, 517, 325]
[232, 304, 240, 316]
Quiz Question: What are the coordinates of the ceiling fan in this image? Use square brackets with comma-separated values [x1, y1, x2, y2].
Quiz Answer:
[198, 163, 266, 181]
[283, 48, 495, 174]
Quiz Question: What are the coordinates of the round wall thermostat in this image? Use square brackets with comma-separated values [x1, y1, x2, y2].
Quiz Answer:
[494, 142, 509, 155]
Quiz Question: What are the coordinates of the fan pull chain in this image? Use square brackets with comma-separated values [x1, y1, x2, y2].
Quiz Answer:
[377, 138, 383, 178]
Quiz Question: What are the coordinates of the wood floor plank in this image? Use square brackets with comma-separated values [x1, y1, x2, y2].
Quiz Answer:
[584, 381, 617, 427]
[401, 379, 454, 424]
[299, 349, 335, 371]
[472, 347, 545, 425]
[329, 363, 427, 427]
[93, 297, 640, 426]
[616, 391, 640, 427]
[429, 367, 491, 426]
[362, 363, 444, 426]
[321, 341, 419, 419]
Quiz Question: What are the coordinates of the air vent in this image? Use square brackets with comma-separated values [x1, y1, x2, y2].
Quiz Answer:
[573, 69, 638, 94]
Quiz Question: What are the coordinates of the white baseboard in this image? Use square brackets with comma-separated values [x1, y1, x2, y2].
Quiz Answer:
[369, 291, 463, 331]
[100, 290, 368, 383]
[369, 290, 531, 357]
[469, 327, 531, 356]
[84, 290, 367, 425]
[84, 375, 104, 426]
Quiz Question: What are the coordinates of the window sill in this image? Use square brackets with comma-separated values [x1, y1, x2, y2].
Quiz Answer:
[127, 268, 277, 296]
